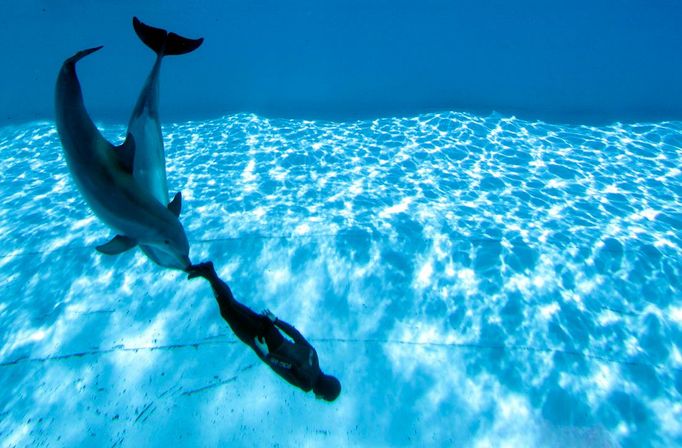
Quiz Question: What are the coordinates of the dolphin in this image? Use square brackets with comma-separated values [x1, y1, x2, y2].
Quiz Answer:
[126, 17, 203, 268]
[54, 22, 202, 270]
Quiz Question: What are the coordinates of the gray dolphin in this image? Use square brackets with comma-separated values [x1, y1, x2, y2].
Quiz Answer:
[55, 22, 202, 270]
[126, 17, 203, 268]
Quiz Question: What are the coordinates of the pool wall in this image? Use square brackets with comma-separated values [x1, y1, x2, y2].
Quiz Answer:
[3, 0, 682, 124]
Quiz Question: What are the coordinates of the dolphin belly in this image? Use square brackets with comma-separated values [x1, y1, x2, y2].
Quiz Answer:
[128, 115, 169, 204]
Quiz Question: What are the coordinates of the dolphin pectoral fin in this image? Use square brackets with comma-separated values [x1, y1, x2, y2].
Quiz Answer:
[133, 17, 203, 56]
[114, 132, 136, 174]
[96, 235, 137, 255]
[168, 191, 182, 217]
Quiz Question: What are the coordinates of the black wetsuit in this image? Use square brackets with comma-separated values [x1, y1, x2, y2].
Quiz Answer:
[197, 264, 322, 392]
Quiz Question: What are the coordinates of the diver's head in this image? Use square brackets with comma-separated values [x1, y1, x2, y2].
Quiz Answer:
[313, 374, 341, 402]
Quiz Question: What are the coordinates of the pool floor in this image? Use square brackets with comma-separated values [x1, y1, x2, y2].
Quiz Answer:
[0, 111, 680, 447]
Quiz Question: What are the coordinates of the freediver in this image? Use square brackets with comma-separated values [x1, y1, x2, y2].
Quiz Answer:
[186, 261, 341, 401]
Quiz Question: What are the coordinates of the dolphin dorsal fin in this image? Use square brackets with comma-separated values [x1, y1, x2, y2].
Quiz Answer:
[114, 132, 136, 174]
[96, 235, 137, 255]
[168, 191, 182, 217]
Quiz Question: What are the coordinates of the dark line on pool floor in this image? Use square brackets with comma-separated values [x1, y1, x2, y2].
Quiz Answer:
[133, 402, 155, 424]
[182, 364, 257, 396]
[0, 339, 238, 367]
[0, 337, 677, 373]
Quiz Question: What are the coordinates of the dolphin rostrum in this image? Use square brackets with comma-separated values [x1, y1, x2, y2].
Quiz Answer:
[126, 17, 203, 268]
[54, 22, 202, 270]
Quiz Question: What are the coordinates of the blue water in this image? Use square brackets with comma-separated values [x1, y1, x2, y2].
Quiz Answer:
[1, 112, 681, 446]
[5, 1, 682, 124]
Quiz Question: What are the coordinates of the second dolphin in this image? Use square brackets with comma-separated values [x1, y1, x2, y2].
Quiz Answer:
[127, 17, 204, 268]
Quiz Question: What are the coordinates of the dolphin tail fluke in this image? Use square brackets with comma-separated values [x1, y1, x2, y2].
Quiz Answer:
[96, 235, 137, 255]
[133, 17, 203, 56]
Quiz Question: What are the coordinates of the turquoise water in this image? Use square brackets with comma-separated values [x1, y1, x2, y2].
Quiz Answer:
[0, 112, 681, 446]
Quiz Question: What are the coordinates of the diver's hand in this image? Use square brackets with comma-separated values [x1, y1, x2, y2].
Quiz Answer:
[186, 262, 215, 280]
[254, 336, 269, 355]
[186, 265, 201, 279]
[262, 309, 277, 323]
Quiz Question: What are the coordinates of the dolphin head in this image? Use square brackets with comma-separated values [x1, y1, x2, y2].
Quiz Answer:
[142, 222, 191, 270]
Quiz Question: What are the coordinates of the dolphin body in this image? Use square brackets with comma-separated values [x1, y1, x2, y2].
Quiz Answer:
[126, 17, 203, 268]
[54, 19, 203, 270]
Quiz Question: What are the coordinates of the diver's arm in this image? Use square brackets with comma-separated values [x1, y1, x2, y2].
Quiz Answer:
[192, 263, 236, 312]
[273, 318, 309, 346]
[188, 262, 262, 329]
[188, 262, 232, 299]
[262, 309, 306, 344]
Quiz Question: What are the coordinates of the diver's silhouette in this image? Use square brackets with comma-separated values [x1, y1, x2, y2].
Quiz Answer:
[186, 261, 341, 401]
